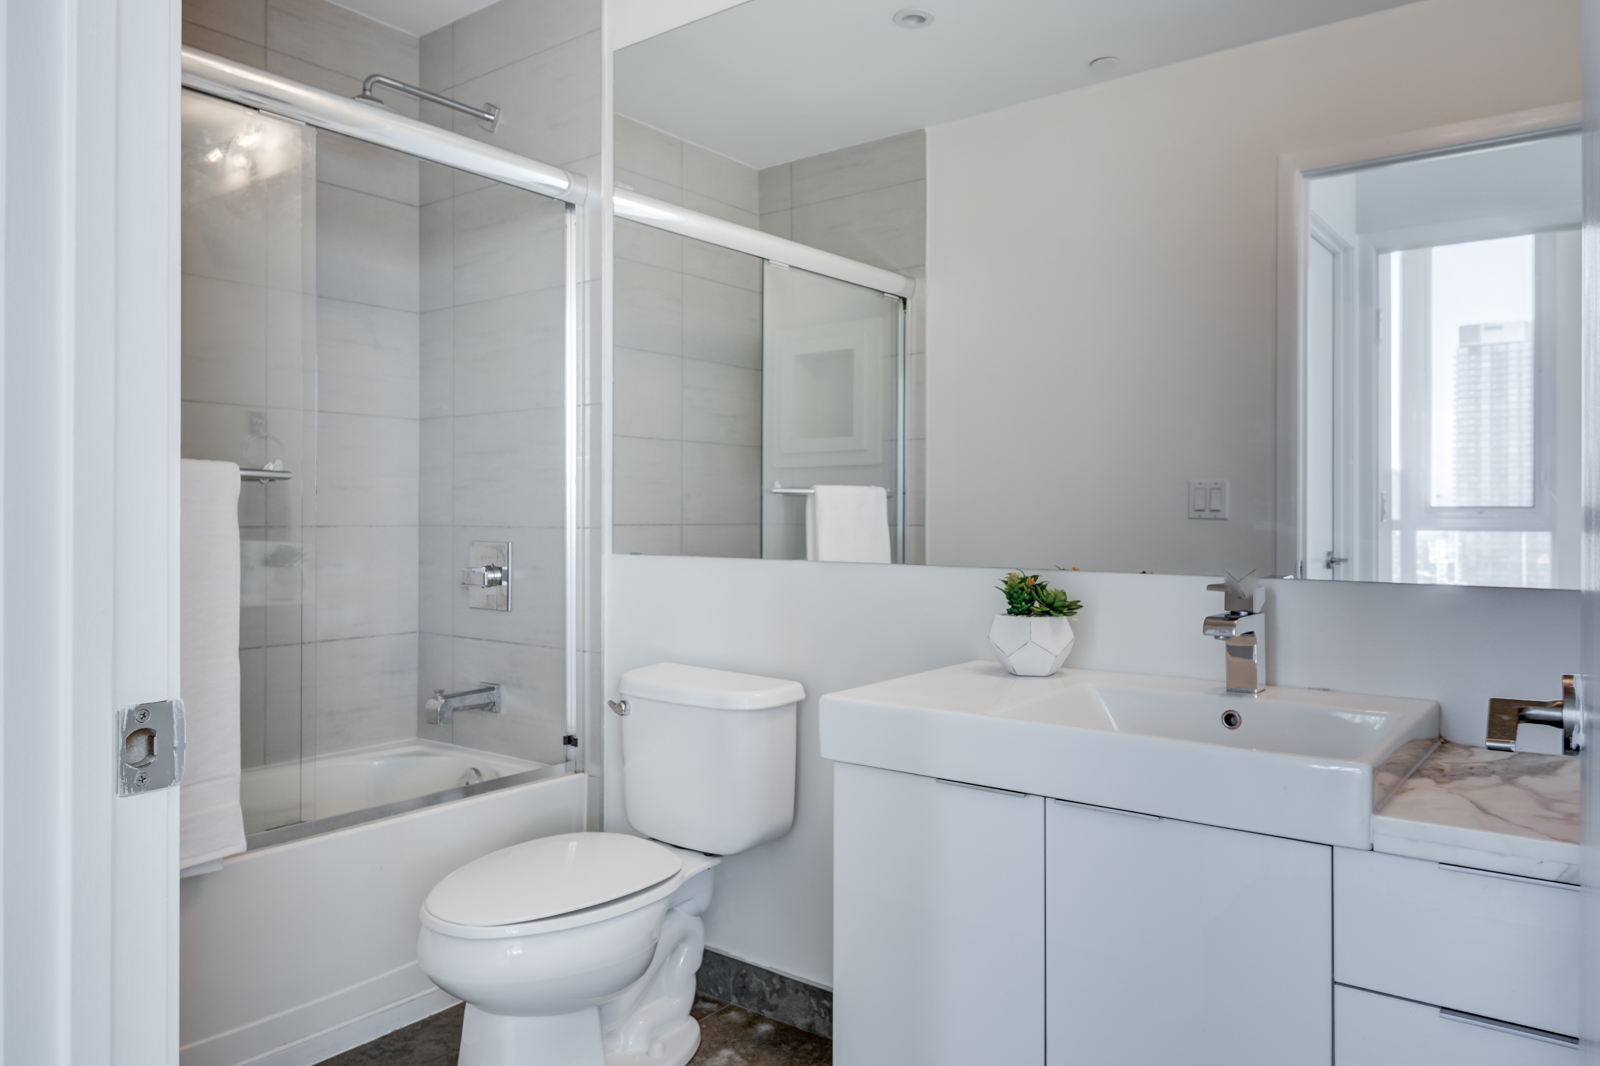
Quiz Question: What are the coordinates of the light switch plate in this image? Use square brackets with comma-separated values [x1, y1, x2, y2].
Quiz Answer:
[1188, 480, 1229, 520]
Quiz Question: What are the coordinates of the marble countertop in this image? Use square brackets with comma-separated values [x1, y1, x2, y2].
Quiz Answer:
[1373, 741, 1580, 883]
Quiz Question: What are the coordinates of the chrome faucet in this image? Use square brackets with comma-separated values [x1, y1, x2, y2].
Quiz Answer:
[1203, 580, 1266, 694]
[425, 683, 502, 725]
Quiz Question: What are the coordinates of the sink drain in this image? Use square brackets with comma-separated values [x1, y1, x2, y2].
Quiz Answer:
[1221, 710, 1243, 730]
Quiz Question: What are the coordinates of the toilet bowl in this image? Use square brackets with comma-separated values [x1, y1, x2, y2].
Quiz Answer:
[417, 832, 719, 1066]
[417, 663, 804, 1066]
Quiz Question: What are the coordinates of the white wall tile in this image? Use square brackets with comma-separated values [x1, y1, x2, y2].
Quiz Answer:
[758, 209, 791, 240]
[758, 162, 791, 213]
[613, 524, 682, 556]
[613, 348, 682, 441]
[451, 183, 566, 304]
[419, 23, 452, 92]
[316, 183, 420, 311]
[452, 407, 565, 527]
[420, 308, 454, 418]
[317, 298, 419, 418]
[790, 181, 927, 273]
[450, 525, 565, 648]
[615, 258, 682, 355]
[316, 412, 420, 526]
[615, 115, 682, 187]
[416, 632, 454, 741]
[682, 237, 761, 291]
[419, 197, 454, 312]
[681, 276, 760, 367]
[313, 632, 419, 754]
[418, 524, 455, 637]
[452, 286, 565, 414]
[451, 32, 601, 167]
[679, 190, 757, 229]
[613, 437, 682, 526]
[266, 0, 417, 85]
[314, 524, 419, 641]
[681, 141, 758, 216]
[614, 167, 683, 205]
[187, 0, 266, 46]
[183, 274, 267, 406]
[681, 524, 760, 559]
[315, 129, 420, 207]
[418, 416, 453, 525]
[183, 20, 266, 67]
[450, 637, 566, 762]
[615, 217, 681, 272]
[451, 0, 599, 86]
[788, 129, 926, 208]
[682, 442, 760, 525]
[681, 360, 759, 446]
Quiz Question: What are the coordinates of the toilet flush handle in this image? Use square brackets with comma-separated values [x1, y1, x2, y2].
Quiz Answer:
[608, 699, 629, 717]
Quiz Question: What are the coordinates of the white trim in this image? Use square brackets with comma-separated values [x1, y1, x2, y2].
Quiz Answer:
[1276, 101, 1581, 578]
[614, 189, 917, 298]
[179, 46, 587, 205]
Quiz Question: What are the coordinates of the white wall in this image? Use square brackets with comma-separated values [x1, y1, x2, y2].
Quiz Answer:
[924, 0, 1581, 576]
[605, 555, 1577, 987]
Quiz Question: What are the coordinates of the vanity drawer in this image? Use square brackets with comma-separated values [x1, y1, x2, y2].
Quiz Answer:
[1335, 985, 1577, 1065]
[1334, 848, 1579, 1037]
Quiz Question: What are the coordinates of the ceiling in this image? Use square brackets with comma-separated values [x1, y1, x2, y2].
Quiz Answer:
[616, 0, 1424, 169]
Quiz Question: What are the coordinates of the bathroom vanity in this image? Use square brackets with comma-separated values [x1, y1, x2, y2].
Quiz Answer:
[820, 663, 1580, 1065]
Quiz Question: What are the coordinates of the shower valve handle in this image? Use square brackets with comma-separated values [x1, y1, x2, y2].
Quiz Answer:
[461, 564, 506, 589]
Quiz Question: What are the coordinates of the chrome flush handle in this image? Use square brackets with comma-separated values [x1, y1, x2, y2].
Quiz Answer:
[1486, 674, 1581, 755]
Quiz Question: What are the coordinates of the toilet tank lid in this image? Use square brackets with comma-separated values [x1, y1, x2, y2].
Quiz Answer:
[619, 662, 806, 711]
[423, 833, 682, 927]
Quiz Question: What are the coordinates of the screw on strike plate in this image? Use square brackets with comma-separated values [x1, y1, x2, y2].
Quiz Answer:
[135, 708, 150, 723]
[134, 772, 149, 786]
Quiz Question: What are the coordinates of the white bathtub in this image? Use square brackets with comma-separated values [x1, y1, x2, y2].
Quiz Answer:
[241, 738, 544, 835]
[182, 762, 588, 1066]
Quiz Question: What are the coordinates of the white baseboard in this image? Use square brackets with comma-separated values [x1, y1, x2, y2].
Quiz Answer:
[241, 988, 460, 1066]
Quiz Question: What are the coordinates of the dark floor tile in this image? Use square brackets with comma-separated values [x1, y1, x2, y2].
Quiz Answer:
[317, 1004, 463, 1066]
[692, 994, 730, 1020]
[697, 950, 832, 1038]
[690, 1004, 833, 1066]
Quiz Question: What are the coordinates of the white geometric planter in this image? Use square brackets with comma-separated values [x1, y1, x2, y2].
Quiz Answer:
[989, 615, 1075, 677]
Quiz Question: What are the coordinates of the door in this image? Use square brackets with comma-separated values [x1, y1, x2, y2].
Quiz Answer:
[1046, 799, 1332, 1065]
[833, 764, 1044, 1066]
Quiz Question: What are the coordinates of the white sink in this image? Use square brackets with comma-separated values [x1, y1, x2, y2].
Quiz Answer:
[819, 661, 1440, 848]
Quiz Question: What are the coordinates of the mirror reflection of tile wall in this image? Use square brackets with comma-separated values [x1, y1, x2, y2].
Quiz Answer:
[613, 117, 927, 560]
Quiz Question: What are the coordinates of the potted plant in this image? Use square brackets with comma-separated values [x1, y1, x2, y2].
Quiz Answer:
[989, 571, 1083, 677]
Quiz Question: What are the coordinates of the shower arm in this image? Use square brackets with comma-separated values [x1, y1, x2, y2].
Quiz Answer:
[356, 74, 500, 132]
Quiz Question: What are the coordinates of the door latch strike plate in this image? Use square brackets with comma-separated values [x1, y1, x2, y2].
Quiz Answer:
[118, 699, 185, 796]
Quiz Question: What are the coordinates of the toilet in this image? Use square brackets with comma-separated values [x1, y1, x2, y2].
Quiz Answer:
[416, 662, 804, 1066]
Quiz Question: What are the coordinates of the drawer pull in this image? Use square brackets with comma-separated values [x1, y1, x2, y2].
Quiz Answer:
[936, 778, 1027, 798]
[1438, 863, 1580, 891]
[1439, 1008, 1578, 1047]
[1053, 798, 1160, 822]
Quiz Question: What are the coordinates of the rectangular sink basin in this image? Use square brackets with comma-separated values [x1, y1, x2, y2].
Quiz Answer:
[819, 662, 1440, 848]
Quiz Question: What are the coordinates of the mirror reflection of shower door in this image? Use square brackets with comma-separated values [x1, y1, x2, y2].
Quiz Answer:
[761, 263, 905, 561]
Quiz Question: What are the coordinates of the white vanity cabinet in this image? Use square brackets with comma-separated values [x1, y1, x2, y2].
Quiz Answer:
[833, 763, 1045, 1066]
[1046, 799, 1332, 1065]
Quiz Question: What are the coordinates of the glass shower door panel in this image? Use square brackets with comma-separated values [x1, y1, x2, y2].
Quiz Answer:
[181, 90, 318, 833]
[762, 263, 904, 560]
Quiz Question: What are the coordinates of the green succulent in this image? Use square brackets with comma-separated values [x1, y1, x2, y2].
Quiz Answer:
[998, 571, 1082, 618]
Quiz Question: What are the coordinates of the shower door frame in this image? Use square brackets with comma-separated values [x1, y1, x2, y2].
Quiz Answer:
[179, 47, 592, 842]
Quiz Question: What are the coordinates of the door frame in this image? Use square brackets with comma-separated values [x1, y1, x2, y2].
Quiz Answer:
[3, 0, 183, 1060]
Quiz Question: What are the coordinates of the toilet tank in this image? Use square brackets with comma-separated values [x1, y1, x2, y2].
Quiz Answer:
[619, 662, 804, 855]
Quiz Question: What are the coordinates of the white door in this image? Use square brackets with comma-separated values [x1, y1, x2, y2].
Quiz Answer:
[2, 0, 182, 1060]
[1046, 799, 1332, 1065]
[833, 764, 1044, 1066]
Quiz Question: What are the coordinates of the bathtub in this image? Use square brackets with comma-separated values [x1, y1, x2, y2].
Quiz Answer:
[241, 738, 545, 836]
[181, 755, 588, 1066]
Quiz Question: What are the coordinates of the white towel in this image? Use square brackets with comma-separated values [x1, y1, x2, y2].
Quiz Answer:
[180, 459, 246, 870]
[805, 484, 892, 563]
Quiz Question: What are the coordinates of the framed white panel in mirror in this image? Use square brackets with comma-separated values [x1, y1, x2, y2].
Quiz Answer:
[610, 0, 1581, 589]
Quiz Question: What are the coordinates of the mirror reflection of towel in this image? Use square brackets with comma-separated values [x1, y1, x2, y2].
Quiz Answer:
[806, 485, 891, 563]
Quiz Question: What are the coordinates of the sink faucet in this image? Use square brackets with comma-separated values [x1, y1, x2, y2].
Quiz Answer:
[1203, 581, 1266, 694]
[425, 683, 502, 725]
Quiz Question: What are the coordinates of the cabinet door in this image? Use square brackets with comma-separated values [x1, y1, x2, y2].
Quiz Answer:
[834, 763, 1045, 1066]
[1046, 799, 1331, 1066]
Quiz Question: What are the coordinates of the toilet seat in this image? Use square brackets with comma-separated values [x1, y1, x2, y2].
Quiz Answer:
[420, 832, 686, 940]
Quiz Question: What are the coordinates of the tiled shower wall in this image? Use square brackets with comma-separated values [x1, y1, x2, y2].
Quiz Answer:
[612, 118, 928, 562]
[185, 0, 425, 757]
[414, 4, 603, 762]
[184, 0, 602, 767]
[613, 116, 765, 557]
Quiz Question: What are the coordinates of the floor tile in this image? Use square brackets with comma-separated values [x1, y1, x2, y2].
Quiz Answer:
[317, 1003, 462, 1066]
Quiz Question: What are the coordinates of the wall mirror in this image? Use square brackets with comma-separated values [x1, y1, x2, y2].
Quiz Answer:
[610, 0, 1582, 590]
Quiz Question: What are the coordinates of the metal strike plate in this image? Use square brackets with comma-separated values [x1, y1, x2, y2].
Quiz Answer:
[463, 541, 510, 611]
[118, 699, 185, 796]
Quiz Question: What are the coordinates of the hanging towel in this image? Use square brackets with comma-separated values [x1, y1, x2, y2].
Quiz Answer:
[180, 459, 246, 871]
[805, 484, 892, 563]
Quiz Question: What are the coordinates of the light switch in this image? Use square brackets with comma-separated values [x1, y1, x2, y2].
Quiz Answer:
[1188, 480, 1229, 520]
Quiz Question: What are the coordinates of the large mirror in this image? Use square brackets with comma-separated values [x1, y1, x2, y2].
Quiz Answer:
[611, 0, 1582, 589]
